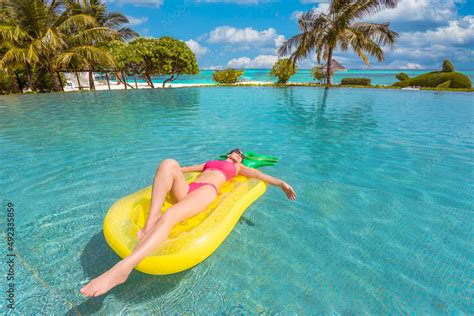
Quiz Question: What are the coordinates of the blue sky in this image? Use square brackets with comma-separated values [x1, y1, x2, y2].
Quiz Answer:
[106, 0, 474, 69]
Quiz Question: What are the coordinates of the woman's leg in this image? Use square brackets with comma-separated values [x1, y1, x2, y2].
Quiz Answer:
[138, 159, 189, 240]
[80, 185, 217, 297]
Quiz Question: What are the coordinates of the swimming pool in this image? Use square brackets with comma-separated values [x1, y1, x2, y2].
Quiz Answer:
[1, 87, 472, 314]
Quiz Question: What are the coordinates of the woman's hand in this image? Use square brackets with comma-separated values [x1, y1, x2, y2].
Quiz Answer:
[280, 181, 297, 200]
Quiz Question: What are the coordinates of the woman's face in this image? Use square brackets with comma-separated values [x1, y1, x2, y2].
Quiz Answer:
[228, 151, 243, 163]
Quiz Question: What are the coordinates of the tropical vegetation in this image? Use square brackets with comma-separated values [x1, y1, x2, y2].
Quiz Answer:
[311, 64, 332, 84]
[212, 68, 243, 84]
[395, 72, 409, 81]
[393, 60, 472, 88]
[341, 78, 371, 85]
[0, 0, 135, 93]
[270, 58, 297, 84]
[107, 37, 199, 88]
[0, 0, 199, 94]
[278, 0, 399, 84]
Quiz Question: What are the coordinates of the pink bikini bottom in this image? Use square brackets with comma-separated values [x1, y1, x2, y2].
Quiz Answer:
[188, 182, 219, 195]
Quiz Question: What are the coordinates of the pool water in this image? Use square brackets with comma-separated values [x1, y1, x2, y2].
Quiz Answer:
[0, 87, 472, 314]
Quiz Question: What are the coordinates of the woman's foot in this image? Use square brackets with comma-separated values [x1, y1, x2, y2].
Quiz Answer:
[80, 261, 132, 297]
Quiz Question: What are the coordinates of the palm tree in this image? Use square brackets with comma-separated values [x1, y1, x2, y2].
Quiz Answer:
[64, 0, 138, 89]
[0, 4, 37, 91]
[0, 0, 125, 92]
[65, 0, 137, 40]
[278, 0, 399, 85]
[55, 14, 120, 90]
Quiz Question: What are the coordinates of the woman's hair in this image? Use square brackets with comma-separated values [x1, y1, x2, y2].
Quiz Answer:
[228, 148, 245, 161]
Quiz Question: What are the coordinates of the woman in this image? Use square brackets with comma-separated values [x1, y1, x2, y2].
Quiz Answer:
[80, 149, 297, 297]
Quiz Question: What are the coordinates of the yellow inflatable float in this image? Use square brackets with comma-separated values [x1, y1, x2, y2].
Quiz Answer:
[103, 171, 267, 275]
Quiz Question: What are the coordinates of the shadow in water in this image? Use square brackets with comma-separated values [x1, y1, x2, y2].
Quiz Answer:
[238, 215, 255, 227]
[67, 231, 192, 314]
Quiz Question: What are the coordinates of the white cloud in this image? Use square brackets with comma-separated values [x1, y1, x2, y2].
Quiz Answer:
[387, 61, 423, 69]
[126, 15, 149, 26]
[364, 0, 457, 23]
[105, 0, 163, 7]
[274, 34, 286, 49]
[291, 10, 303, 21]
[185, 39, 209, 56]
[209, 26, 279, 44]
[311, 3, 330, 15]
[227, 55, 278, 68]
[202, 65, 223, 70]
[300, 0, 329, 3]
[291, 3, 330, 21]
[367, 15, 474, 68]
[195, 0, 270, 3]
[398, 15, 474, 46]
[298, 0, 458, 25]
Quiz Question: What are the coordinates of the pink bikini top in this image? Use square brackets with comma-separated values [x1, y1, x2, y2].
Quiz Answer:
[203, 159, 237, 181]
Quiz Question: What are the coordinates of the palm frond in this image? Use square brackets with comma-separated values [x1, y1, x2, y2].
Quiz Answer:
[68, 27, 120, 46]
[117, 27, 139, 41]
[42, 28, 65, 49]
[1, 47, 28, 68]
[58, 13, 97, 32]
[68, 45, 116, 68]
[345, 0, 399, 21]
[350, 21, 399, 48]
[103, 12, 129, 28]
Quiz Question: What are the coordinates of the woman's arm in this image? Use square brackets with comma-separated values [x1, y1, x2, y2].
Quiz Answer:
[238, 165, 297, 200]
[180, 163, 205, 173]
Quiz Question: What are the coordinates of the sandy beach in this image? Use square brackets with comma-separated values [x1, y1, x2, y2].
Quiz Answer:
[66, 80, 273, 91]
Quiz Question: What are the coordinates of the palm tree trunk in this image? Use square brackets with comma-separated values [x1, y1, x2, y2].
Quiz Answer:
[88, 67, 95, 90]
[75, 71, 82, 90]
[50, 70, 62, 92]
[9, 72, 20, 94]
[57, 72, 64, 91]
[326, 50, 333, 85]
[105, 73, 111, 90]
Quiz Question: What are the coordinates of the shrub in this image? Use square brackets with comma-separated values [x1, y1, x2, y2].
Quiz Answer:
[311, 65, 331, 84]
[270, 58, 297, 84]
[396, 72, 409, 81]
[393, 72, 471, 88]
[340, 78, 371, 86]
[0, 71, 11, 94]
[442, 59, 455, 72]
[212, 68, 244, 84]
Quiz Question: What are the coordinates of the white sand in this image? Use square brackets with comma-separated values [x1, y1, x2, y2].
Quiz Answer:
[66, 80, 275, 92]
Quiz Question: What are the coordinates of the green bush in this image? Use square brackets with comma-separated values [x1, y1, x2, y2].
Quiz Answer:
[340, 78, 371, 86]
[212, 68, 243, 84]
[0, 71, 11, 94]
[396, 72, 409, 81]
[442, 59, 455, 72]
[270, 58, 297, 84]
[311, 65, 331, 84]
[393, 71, 471, 88]
[436, 80, 451, 88]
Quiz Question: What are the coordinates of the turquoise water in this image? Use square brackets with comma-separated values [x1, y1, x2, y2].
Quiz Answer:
[1, 87, 473, 314]
[130, 69, 474, 86]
